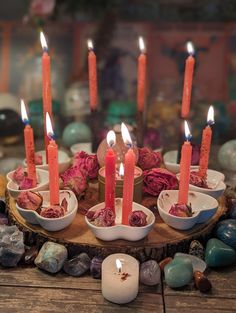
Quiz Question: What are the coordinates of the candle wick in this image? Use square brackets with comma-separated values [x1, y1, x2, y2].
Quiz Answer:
[23, 119, 29, 125]
[207, 120, 214, 127]
[43, 46, 49, 53]
[48, 132, 55, 140]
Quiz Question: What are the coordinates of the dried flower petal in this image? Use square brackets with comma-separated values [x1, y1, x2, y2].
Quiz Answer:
[169, 203, 193, 217]
[129, 210, 147, 227]
[16, 191, 43, 211]
[86, 208, 115, 227]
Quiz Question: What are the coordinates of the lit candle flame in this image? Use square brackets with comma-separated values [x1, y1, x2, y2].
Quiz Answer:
[116, 259, 122, 273]
[119, 163, 124, 177]
[87, 39, 94, 51]
[21, 99, 29, 124]
[184, 120, 192, 141]
[121, 123, 132, 147]
[46, 112, 54, 140]
[106, 130, 116, 147]
[139, 36, 146, 53]
[186, 41, 194, 55]
[40, 31, 48, 52]
[207, 105, 214, 126]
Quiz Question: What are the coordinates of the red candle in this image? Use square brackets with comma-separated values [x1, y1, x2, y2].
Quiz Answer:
[40, 32, 52, 162]
[105, 130, 116, 212]
[181, 42, 195, 118]
[46, 112, 59, 205]
[198, 106, 214, 179]
[21, 100, 37, 187]
[87, 39, 98, 111]
[137, 37, 146, 112]
[178, 121, 192, 205]
[121, 123, 135, 225]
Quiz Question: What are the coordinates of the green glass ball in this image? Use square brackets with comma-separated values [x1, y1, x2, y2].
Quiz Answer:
[62, 122, 92, 147]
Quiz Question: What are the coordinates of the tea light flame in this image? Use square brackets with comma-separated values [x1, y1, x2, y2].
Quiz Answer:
[119, 163, 124, 177]
[121, 123, 132, 147]
[186, 41, 194, 55]
[87, 39, 94, 51]
[139, 36, 146, 53]
[106, 130, 116, 147]
[184, 120, 192, 141]
[40, 31, 48, 52]
[21, 99, 29, 124]
[207, 105, 214, 126]
[46, 112, 54, 140]
[116, 259, 122, 273]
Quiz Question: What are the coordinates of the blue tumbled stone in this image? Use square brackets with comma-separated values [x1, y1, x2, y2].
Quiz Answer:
[216, 219, 236, 250]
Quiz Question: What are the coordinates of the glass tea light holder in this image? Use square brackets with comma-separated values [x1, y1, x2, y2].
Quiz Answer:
[98, 163, 143, 204]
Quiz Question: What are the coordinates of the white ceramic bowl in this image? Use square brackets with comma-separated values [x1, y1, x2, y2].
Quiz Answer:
[157, 190, 218, 230]
[23, 150, 71, 174]
[177, 169, 226, 199]
[163, 150, 199, 174]
[70, 142, 92, 155]
[16, 190, 78, 231]
[85, 198, 155, 241]
[7, 168, 49, 198]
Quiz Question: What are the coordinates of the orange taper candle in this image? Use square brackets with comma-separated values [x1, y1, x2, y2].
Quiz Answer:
[178, 121, 192, 205]
[121, 123, 135, 225]
[137, 37, 146, 112]
[46, 112, 59, 205]
[21, 100, 37, 187]
[40, 32, 52, 162]
[87, 39, 98, 111]
[198, 106, 214, 179]
[181, 41, 195, 118]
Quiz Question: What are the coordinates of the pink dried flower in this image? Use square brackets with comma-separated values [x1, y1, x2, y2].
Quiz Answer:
[19, 177, 34, 190]
[13, 167, 26, 185]
[189, 171, 208, 188]
[16, 191, 43, 211]
[86, 208, 115, 227]
[138, 147, 162, 170]
[60, 166, 88, 197]
[169, 203, 193, 217]
[73, 151, 99, 179]
[143, 168, 178, 196]
[129, 210, 147, 227]
[40, 198, 68, 218]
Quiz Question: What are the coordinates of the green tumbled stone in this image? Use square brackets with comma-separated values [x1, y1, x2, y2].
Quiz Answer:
[205, 238, 236, 267]
[164, 257, 193, 288]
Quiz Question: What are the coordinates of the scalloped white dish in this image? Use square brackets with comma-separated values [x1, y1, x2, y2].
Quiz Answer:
[85, 198, 155, 241]
[16, 190, 78, 231]
[157, 190, 218, 230]
[7, 168, 49, 198]
[23, 150, 71, 174]
[177, 169, 226, 199]
[163, 150, 199, 174]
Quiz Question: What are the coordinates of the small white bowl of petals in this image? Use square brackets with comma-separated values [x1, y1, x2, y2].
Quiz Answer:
[179, 169, 226, 199]
[15, 190, 78, 231]
[85, 198, 155, 241]
[157, 190, 218, 230]
[23, 150, 71, 174]
[164, 150, 199, 174]
[7, 167, 49, 198]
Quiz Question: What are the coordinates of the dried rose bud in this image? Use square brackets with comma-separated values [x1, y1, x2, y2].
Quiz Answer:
[89, 208, 116, 227]
[169, 203, 193, 218]
[190, 171, 208, 188]
[19, 177, 34, 190]
[86, 210, 96, 221]
[129, 210, 147, 227]
[16, 191, 43, 211]
[13, 167, 26, 185]
[40, 206, 65, 218]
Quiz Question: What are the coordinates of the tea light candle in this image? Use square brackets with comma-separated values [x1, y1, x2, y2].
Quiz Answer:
[102, 253, 139, 304]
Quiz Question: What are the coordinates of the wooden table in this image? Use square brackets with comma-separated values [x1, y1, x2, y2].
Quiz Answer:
[0, 264, 235, 313]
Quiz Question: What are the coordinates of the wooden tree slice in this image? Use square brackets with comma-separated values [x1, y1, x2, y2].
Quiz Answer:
[7, 191, 226, 262]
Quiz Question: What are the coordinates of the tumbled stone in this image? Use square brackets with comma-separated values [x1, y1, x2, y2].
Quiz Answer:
[24, 246, 39, 265]
[35, 242, 67, 273]
[90, 256, 103, 279]
[215, 219, 236, 250]
[194, 270, 212, 293]
[140, 260, 161, 286]
[189, 240, 205, 260]
[0, 213, 8, 225]
[0, 225, 25, 267]
[164, 257, 193, 288]
[175, 253, 207, 273]
[159, 257, 172, 272]
[205, 238, 236, 267]
[63, 253, 91, 277]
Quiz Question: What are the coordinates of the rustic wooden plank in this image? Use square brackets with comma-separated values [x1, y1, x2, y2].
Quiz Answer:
[0, 267, 162, 294]
[0, 286, 164, 313]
